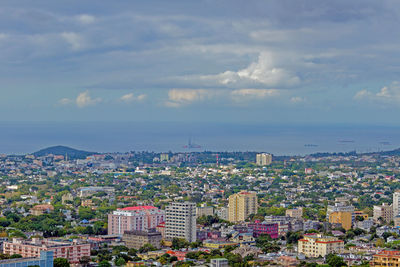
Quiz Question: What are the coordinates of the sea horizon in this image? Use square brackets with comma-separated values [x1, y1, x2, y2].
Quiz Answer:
[1, 121, 400, 156]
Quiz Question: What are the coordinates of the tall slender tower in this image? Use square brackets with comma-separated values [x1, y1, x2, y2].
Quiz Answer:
[165, 202, 196, 242]
[228, 191, 258, 222]
[393, 191, 400, 217]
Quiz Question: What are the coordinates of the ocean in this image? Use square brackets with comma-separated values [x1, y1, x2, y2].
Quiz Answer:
[0, 121, 400, 156]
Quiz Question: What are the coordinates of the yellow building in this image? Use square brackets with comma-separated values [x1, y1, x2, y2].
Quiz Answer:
[298, 234, 344, 258]
[203, 240, 239, 249]
[353, 210, 368, 220]
[329, 211, 352, 230]
[372, 250, 400, 267]
[228, 191, 258, 222]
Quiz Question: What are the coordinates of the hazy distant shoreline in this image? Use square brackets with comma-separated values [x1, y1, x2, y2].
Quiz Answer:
[0, 122, 399, 156]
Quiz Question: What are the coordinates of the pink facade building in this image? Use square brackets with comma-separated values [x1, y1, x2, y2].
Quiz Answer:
[248, 222, 279, 239]
[108, 206, 165, 235]
[3, 238, 90, 264]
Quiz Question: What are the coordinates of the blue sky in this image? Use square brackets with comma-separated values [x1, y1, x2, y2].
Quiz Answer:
[1, 0, 400, 124]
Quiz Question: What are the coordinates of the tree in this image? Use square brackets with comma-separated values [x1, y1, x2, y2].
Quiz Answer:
[54, 258, 70, 267]
[10, 254, 22, 258]
[99, 260, 111, 267]
[171, 238, 189, 250]
[79, 256, 91, 267]
[139, 243, 156, 253]
[115, 257, 126, 266]
[326, 254, 346, 267]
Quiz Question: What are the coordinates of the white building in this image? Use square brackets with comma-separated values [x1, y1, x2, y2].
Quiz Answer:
[393, 191, 400, 217]
[165, 202, 197, 242]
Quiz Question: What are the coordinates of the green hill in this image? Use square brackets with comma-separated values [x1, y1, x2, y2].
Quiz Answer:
[33, 145, 96, 159]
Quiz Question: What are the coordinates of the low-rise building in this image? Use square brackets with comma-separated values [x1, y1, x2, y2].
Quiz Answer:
[298, 234, 344, 258]
[372, 250, 400, 267]
[210, 258, 229, 267]
[3, 238, 90, 264]
[123, 229, 162, 250]
[0, 251, 53, 267]
[285, 208, 303, 219]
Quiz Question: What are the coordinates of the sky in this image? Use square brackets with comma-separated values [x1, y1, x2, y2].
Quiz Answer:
[1, 0, 400, 124]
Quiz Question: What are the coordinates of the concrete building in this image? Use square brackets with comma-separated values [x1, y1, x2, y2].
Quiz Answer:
[196, 205, 214, 218]
[329, 211, 352, 230]
[61, 193, 73, 205]
[372, 250, 400, 267]
[165, 202, 196, 242]
[326, 203, 355, 220]
[298, 234, 344, 258]
[285, 208, 303, 219]
[0, 251, 53, 267]
[3, 238, 90, 264]
[108, 206, 165, 235]
[394, 192, 400, 217]
[373, 203, 393, 223]
[210, 258, 229, 267]
[228, 191, 258, 222]
[30, 205, 54, 216]
[256, 153, 272, 166]
[123, 229, 162, 250]
[78, 186, 115, 197]
[215, 207, 228, 221]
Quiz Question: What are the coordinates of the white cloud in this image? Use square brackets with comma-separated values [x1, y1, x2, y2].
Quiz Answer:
[61, 32, 86, 51]
[58, 98, 72, 105]
[120, 93, 147, 103]
[196, 52, 300, 88]
[76, 14, 96, 24]
[231, 89, 279, 102]
[354, 82, 400, 103]
[290, 96, 306, 103]
[165, 89, 216, 107]
[76, 90, 102, 108]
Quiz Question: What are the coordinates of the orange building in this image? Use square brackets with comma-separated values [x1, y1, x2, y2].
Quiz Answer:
[372, 250, 400, 267]
[329, 211, 352, 230]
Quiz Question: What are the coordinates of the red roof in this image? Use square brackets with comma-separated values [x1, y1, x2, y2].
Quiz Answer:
[120, 206, 157, 211]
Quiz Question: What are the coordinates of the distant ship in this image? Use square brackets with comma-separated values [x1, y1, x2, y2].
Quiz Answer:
[183, 138, 201, 149]
[304, 144, 319, 147]
[379, 141, 391, 145]
[338, 140, 355, 143]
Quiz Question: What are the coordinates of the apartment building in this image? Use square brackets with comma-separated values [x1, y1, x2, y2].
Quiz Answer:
[285, 207, 303, 219]
[3, 238, 90, 264]
[372, 250, 400, 267]
[256, 153, 272, 166]
[165, 202, 197, 242]
[122, 229, 162, 250]
[298, 234, 344, 258]
[394, 192, 400, 217]
[228, 192, 258, 222]
[373, 203, 393, 223]
[329, 211, 352, 230]
[108, 206, 165, 235]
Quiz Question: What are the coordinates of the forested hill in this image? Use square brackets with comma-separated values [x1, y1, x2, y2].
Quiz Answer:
[33, 145, 96, 159]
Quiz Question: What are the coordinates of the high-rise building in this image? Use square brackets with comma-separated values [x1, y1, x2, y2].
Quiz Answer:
[108, 206, 165, 235]
[326, 202, 355, 221]
[256, 153, 272, 166]
[373, 203, 393, 223]
[165, 202, 197, 242]
[329, 211, 352, 230]
[393, 191, 400, 217]
[228, 191, 258, 222]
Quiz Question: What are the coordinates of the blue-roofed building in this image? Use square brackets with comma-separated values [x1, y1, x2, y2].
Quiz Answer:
[0, 251, 53, 267]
